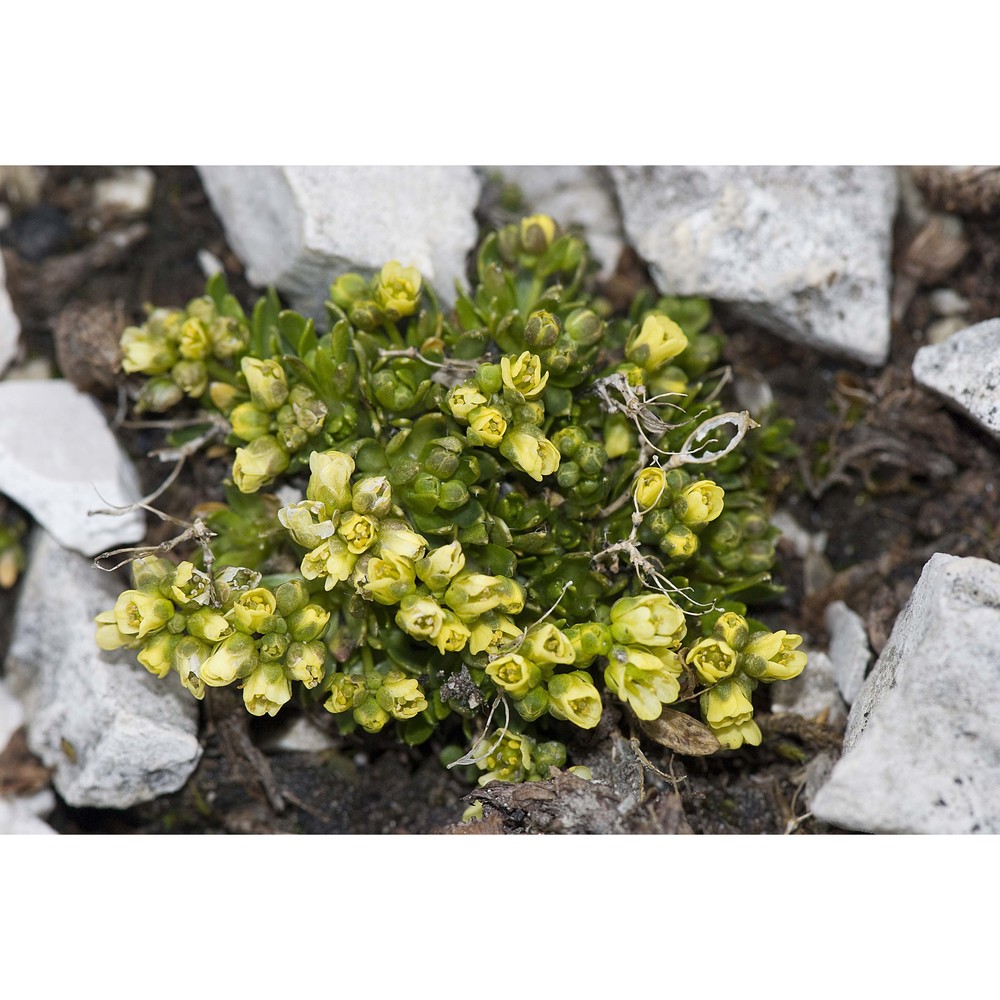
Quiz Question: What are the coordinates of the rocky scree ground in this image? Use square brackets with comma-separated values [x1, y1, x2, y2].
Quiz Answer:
[2, 166, 1000, 834]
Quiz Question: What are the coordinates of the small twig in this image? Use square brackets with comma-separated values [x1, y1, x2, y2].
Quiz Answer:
[446, 694, 510, 769]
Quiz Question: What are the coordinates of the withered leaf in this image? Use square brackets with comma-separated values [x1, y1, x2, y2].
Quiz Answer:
[640, 708, 721, 755]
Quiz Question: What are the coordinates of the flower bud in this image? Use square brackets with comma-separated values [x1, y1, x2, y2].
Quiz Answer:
[486, 653, 541, 699]
[626, 313, 689, 372]
[713, 611, 749, 650]
[208, 381, 242, 414]
[475, 362, 503, 396]
[135, 375, 184, 413]
[325, 673, 367, 714]
[511, 401, 545, 427]
[284, 640, 326, 688]
[136, 631, 179, 678]
[307, 449, 355, 512]
[209, 316, 248, 358]
[634, 466, 669, 511]
[659, 524, 699, 560]
[552, 425, 588, 459]
[348, 299, 382, 331]
[562, 621, 613, 667]
[352, 476, 393, 517]
[563, 307, 604, 347]
[95, 611, 136, 651]
[524, 310, 560, 350]
[500, 351, 549, 399]
[374, 261, 422, 320]
[610, 593, 687, 648]
[232, 435, 290, 493]
[241, 357, 289, 412]
[603, 414, 633, 459]
[353, 696, 391, 733]
[377, 520, 428, 562]
[546, 671, 602, 730]
[242, 660, 292, 717]
[131, 555, 174, 591]
[513, 686, 550, 722]
[287, 383, 328, 435]
[519, 214, 557, 254]
[201, 632, 258, 687]
[185, 608, 234, 643]
[171, 359, 208, 398]
[114, 589, 174, 640]
[329, 272, 370, 310]
[674, 480, 725, 526]
[415, 540, 466, 592]
[286, 605, 331, 642]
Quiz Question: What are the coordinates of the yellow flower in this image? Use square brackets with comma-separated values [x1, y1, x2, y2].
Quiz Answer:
[286, 605, 331, 642]
[659, 524, 699, 560]
[634, 466, 668, 511]
[428, 609, 470, 653]
[200, 632, 259, 687]
[712, 718, 762, 750]
[547, 671, 602, 730]
[744, 629, 785, 662]
[242, 661, 292, 717]
[686, 637, 739, 684]
[713, 611, 749, 650]
[113, 589, 174, 640]
[229, 587, 277, 633]
[377, 520, 428, 562]
[374, 261, 422, 319]
[284, 640, 327, 689]
[277, 500, 338, 550]
[467, 406, 508, 448]
[609, 593, 687, 648]
[337, 511, 379, 554]
[521, 623, 576, 666]
[626, 313, 688, 372]
[351, 475, 393, 517]
[468, 612, 522, 655]
[701, 678, 755, 729]
[95, 611, 137, 651]
[229, 402, 272, 442]
[447, 383, 489, 421]
[136, 632, 178, 679]
[167, 561, 212, 607]
[185, 608, 234, 643]
[376, 673, 428, 720]
[240, 356, 289, 412]
[232, 435, 290, 493]
[443, 572, 507, 618]
[676, 480, 725, 526]
[178, 317, 211, 360]
[415, 540, 466, 593]
[604, 658, 679, 720]
[500, 427, 560, 482]
[120, 326, 177, 375]
[395, 593, 445, 641]
[500, 351, 549, 399]
[171, 636, 213, 700]
[361, 552, 416, 605]
[306, 449, 355, 512]
[354, 696, 391, 733]
[324, 673, 367, 714]
[486, 653, 541, 699]
[759, 633, 807, 682]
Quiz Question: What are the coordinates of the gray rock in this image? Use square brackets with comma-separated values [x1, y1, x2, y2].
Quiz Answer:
[0, 789, 57, 835]
[913, 318, 1000, 436]
[769, 651, 848, 729]
[0, 251, 19, 377]
[812, 553, 1000, 833]
[4, 529, 201, 809]
[825, 601, 872, 705]
[0, 677, 24, 753]
[610, 166, 898, 365]
[198, 166, 481, 318]
[929, 288, 970, 317]
[489, 166, 624, 276]
[925, 315, 968, 345]
[0, 379, 145, 556]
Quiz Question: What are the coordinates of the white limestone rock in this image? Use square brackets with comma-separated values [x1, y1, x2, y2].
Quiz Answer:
[0, 677, 25, 754]
[610, 166, 898, 365]
[198, 166, 481, 318]
[490, 166, 624, 277]
[913, 318, 1000, 437]
[0, 379, 145, 557]
[825, 600, 872, 705]
[812, 553, 1000, 833]
[4, 529, 201, 809]
[0, 789, 57, 835]
[0, 251, 19, 377]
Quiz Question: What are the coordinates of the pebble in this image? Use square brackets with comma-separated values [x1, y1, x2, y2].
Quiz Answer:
[0, 251, 18, 376]
[913, 317, 1000, 438]
[198, 166, 482, 319]
[610, 166, 898, 365]
[93, 167, 155, 217]
[812, 552, 1000, 833]
[929, 288, 970, 317]
[4, 529, 202, 809]
[825, 601, 872, 705]
[925, 315, 969, 345]
[0, 379, 145, 556]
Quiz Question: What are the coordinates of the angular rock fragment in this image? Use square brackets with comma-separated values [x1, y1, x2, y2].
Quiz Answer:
[913, 318, 1000, 438]
[610, 166, 898, 365]
[4, 530, 201, 809]
[812, 553, 1000, 833]
[0, 379, 145, 556]
[198, 166, 481, 318]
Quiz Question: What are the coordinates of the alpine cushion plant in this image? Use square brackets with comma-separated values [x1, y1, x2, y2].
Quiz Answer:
[97, 213, 805, 784]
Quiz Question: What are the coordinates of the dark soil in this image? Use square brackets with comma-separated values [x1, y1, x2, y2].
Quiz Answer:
[3, 165, 998, 834]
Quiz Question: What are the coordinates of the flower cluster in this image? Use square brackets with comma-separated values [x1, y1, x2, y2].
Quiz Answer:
[101, 211, 807, 783]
